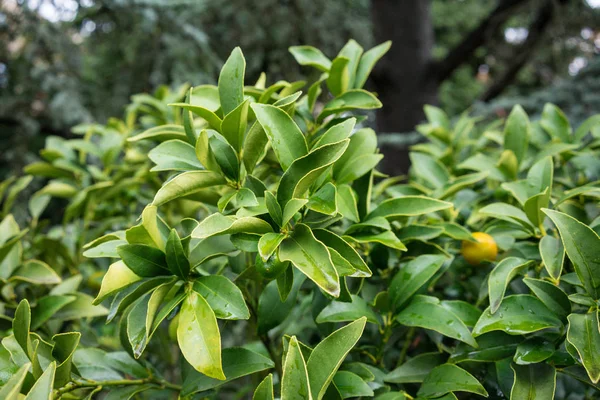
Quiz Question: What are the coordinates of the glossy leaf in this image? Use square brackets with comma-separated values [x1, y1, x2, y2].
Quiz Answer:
[566, 312, 600, 383]
[543, 209, 600, 299]
[488, 257, 533, 313]
[366, 196, 452, 220]
[177, 291, 225, 380]
[306, 318, 366, 400]
[385, 352, 446, 383]
[510, 363, 556, 399]
[539, 235, 565, 282]
[218, 47, 245, 115]
[281, 336, 311, 400]
[192, 276, 250, 320]
[152, 171, 225, 206]
[417, 364, 488, 398]
[117, 244, 169, 277]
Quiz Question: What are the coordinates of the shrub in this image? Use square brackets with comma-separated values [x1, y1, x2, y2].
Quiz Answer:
[1, 40, 599, 400]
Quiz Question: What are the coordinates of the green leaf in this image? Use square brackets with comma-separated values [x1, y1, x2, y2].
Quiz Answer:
[503, 105, 529, 164]
[543, 209, 600, 299]
[31, 295, 76, 329]
[257, 272, 305, 334]
[347, 231, 406, 251]
[396, 224, 444, 242]
[52, 332, 81, 386]
[182, 347, 274, 396]
[313, 118, 356, 149]
[384, 352, 446, 383]
[177, 291, 225, 380]
[522, 278, 570, 320]
[209, 135, 239, 181]
[539, 235, 565, 282]
[488, 257, 534, 313]
[336, 185, 359, 222]
[312, 229, 371, 277]
[251, 103, 308, 170]
[318, 90, 382, 122]
[510, 363, 556, 399]
[278, 224, 340, 297]
[195, 129, 222, 173]
[479, 203, 535, 233]
[117, 245, 169, 277]
[354, 41, 391, 89]
[436, 172, 488, 200]
[192, 276, 250, 320]
[540, 103, 571, 142]
[307, 183, 337, 215]
[449, 332, 521, 364]
[25, 361, 55, 400]
[409, 152, 450, 189]
[258, 232, 286, 261]
[167, 104, 222, 131]
[281, 336, 311, 400]
[242, 122, 268, 174]
[265, 191, 283, 226]
[220, 99, 249, 152]
[13, 299, 31, 357]
[192, 213, 273, 239]
[417, 364, 488, 398]
[253, 374, 274, 400]
[306, 318, 366, 400]
[316, 295, 381, 325]
[566, 312, 600, 383]
[53, 293, 108, 321]
[289, 46, 332, 71]
[523, 187, 550, 227]
[513, 338, 554, 365]
[441, 300, 482, 327]
[396, 296, 477, 347]
[166, 230, 190, 279]
[152, 171, 225, 206]
[219, 47, 245, 115]
[277, 140, 349, 208]
[391, 255, 447, 311]
[473, 295, 562, 336]
[327, 57, 350, 96]
[10, 260, 61, 285]
[148, 140, 202, 172]
[333, 128, 377, 175]
[574, 114, 600, 141]
[0, 363, 30, 400]
[94, 261, 141, 305]
[366, 196, 453, 220]
[333, 371, 373, 398]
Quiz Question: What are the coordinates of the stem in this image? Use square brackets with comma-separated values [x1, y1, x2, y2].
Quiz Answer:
[396, 327, 416, 367]
[53, 377, 181, 399]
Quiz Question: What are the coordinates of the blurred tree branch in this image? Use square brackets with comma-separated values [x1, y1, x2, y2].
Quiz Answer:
[481, 0, 569, 101]
[430, 0, 529, 83]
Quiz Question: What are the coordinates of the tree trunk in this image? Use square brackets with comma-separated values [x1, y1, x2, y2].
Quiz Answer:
[371, 0, 436, 174]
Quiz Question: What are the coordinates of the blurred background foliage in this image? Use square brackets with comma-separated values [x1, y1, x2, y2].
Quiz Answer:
[1, 0, 599, 177]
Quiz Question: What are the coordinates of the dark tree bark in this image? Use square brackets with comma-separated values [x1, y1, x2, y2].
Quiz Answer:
[371, 0, 436, 174]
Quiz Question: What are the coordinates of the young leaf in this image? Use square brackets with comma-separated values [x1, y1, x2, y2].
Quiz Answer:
[488, 257, 534, 313]
[148, 140, 202, 172]
[219, 47, 245, 115]
[192, 213, 273, 239]
[220, 99, 249, 152]
[277, 140, 349, 208]
[281, 336, 311, 400]
[258, 232, 286, 261]
[177, 291, 225, 380]
[192, 276, 250, 320]
[326, 57, 350, 96]
[289, 46, 332, 71]
[253, 374, 274, 400]
[503, 105, 529, 165]
[251, 103, 308, 170]
[540, 103, 571, 143]
[354, 41, 391, 89]
[543, 209, 600, 299]
[25, 361, 56, 400]
[152, 171, 226, 206]
[93, 260, 141, 305]
[278, 224, 340, 297]
[166, 229, 190, 279]
[539, 235, 565, 282]
[318, 90, 382, 122]
[306, 318, 366, 400]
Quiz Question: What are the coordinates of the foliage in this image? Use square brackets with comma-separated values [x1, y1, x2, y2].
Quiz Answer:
[1, 39, 600, 400]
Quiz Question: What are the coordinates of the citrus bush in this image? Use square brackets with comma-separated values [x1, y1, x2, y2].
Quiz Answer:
[1, 40, 599, 400]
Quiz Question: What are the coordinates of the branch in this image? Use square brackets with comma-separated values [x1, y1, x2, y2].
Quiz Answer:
[430, 0, 529, 82]
[480, 0, 567, 101]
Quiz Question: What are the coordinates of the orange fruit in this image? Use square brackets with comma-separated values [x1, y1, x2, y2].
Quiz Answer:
[461, 232, 498, 266]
